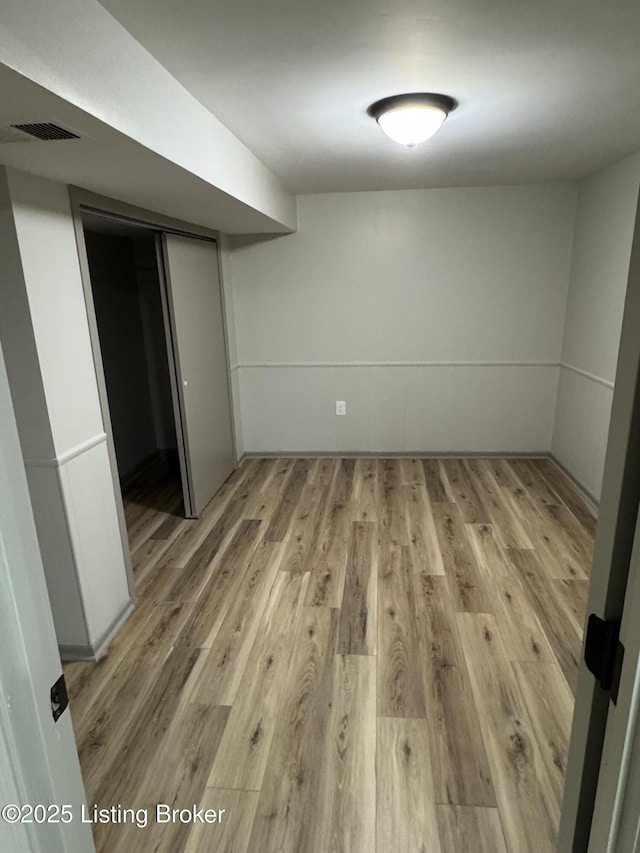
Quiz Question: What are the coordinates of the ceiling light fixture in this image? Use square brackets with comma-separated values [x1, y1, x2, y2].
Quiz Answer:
[368, 93, 457, 148]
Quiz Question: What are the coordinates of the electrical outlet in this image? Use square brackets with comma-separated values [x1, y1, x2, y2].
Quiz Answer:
[336, 400, 346, 416]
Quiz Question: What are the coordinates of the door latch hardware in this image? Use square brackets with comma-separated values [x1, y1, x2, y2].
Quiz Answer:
[584, 614, 625, 703]
[50, 674, 69, 723]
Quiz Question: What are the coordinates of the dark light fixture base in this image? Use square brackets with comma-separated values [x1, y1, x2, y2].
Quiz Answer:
[367, 93, 457, 120]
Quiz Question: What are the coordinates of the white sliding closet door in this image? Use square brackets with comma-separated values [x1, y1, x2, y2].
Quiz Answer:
[161, 234, 234, 517]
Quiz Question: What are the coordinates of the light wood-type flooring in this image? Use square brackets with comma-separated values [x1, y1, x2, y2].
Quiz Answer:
[64, 455, 595, 853]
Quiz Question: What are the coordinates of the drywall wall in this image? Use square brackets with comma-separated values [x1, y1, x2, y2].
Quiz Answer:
[552, 152, 640, 501]
[0, 167, 131, 656]
[86, 232, 157, 479]
[0, 169, 88, 649]
[231, 184, 577, 453]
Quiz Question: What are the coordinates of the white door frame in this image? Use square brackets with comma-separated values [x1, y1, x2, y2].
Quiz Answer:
[0, 339, 94, 853]
[70, 207, 137, 602]
[559, 191, 640, 851]
[588, 502, 640, 851]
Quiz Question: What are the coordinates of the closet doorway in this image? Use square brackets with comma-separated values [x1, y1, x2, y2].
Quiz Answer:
[78, 208, 235, 579]
[83, 215, 180, 509]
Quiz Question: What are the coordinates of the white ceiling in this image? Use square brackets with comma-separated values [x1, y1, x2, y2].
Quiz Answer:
[99, 0, 640, 193]
[0, 65, 291, 233]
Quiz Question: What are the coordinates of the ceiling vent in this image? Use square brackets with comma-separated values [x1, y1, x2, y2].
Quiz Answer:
[9, 122, 81, 141]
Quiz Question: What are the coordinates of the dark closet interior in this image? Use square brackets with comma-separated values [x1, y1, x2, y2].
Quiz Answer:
[83, 216, 182, 512]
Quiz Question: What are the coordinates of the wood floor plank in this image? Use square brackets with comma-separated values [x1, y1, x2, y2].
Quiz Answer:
[377, 545, 427, 718]
[311, 654, 376, 853]
[265, 460, 309, 541]
[174, 519, 263, 649]
[151, 515, 213, 576]
[377, 717, 442, 853]
[67, 454, 592, 853]
[512, 661, 574, 807]
[353, 457, 378, 522]
[463, 459, 533, 550]
[114, 703, 230, 853]
[508, 548, 584, 692]
[136, 561, 189, 605]
[67, 595, 182, 727]
[153, 460, 257, 573]
[337, 521, 377, 655]
[411, 575, 496, 806]
[486, 457, 521, 490]
[546, 502, 594, 573]
[535, 458, 598, 536]
[191, 540, 286, 705]
[164, 497, 251, 601]
[74, 604, 191, 791]
[442, 458, 491, 523]
[399, 457, 426, 486]
[334, 457, 355, 503]
[457, 613, 560, 852]
[554, 578, 590, 629]
[91, 647, 203, 848]
[231, 457, 276, 506]
[182, 486, 254, 580]
[502, 485, 590, 581]
[431, 503, 492, 612]
[308, 457, 338, 486]
[404, 483, 446, 575]
[247, 607, 338, 853]
[206, 572, 309, 791]
[467, 523, 556, 663]
[379, 458, 409, 546]
[437, 806, 508, 853]
[304, 494, 351, 608]
[531, 503, 591, 580]
[131, 535, 175, 579]
[280, 480, 328, 572]
[422, 458, 450, 502]
[184, 789, 260, 853]
[241, 458, 293, 519]
[508, 458, 563, 508]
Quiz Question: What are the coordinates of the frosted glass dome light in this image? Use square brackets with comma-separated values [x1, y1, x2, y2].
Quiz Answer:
[378, 105, 446, 146]
[368, 93, 456, 148]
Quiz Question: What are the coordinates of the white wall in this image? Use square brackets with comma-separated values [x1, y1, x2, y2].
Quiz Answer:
[0, 169, 87, 650]
[552, 152, 640, 501]
[231, 185, 577, 453]
[0, 167, 132, 657]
